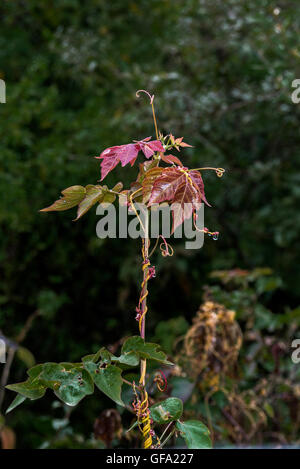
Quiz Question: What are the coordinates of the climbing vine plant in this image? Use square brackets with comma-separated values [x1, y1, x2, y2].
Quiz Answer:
[6, 91, 224, 449]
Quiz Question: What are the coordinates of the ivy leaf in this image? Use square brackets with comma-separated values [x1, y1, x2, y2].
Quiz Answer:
[119, 336, 173, 366]
[176, 420, 212, 449]
[27, 364, 44, 378]
[40, 186, 86, 212]
[81, 347, 109, 364]
[6, 379, 46, 400]
[83, 362, 124, 407]
[150, 398, 183, 424]
[39, 363, 94, 406]
[6, 395, 27, 414]
[96, 138, 164, 180]
[6, 362, 94, 407]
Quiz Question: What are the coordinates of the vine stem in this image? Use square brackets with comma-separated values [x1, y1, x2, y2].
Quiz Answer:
[158, 421, 174, 444]
[151, 100, 159, 140]
[136, 89, 159, 140]
[135, 89, 160, 449]
[139, 235, 149, 385]
[160, 428, 176, 448]
[137, 225, 153, 449]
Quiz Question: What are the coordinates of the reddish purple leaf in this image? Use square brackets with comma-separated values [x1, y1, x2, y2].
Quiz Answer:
[189, 170, 211, 206]
[161, 154, 183, 167]
[97, 138, 164, 180]
[146, 167, 210, 232]
[137, 137, 164, 158]
[147, 167, 187, 205]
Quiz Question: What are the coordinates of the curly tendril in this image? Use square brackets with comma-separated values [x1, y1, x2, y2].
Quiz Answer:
[148, 235, 174, 258]
[192, 167, 225, 178]
[136, 89, 155, 104]
[154, 370, 168, 392]
[193, 213, 219, 240]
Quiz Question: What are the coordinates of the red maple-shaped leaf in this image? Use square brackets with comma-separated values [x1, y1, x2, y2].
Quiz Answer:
[96, 137, 164, 180]
[147, 167, 210, 232]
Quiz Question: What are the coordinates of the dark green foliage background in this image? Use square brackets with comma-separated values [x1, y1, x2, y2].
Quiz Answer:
[0, 0, 299, 448]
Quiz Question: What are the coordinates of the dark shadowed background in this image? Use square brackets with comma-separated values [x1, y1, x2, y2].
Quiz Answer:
[0, 0, 299, 448]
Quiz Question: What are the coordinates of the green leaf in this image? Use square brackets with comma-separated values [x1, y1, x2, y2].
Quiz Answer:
[84, 362, 124, 407]
[81, 348, 105, 364]
[27, 364, 44, 378]
[150, 398, 183, 424]
[113, 351, 139, 367]
[119, 336, 173, 366]
[176, 420, 212, 449]
[6, 362, 94, 407]
[6, 395, 27, 414]
[112, 182, 123, 193]
[6, 379, 46, 400]
[40, 362, 94, 406]
[103, 182, 124, 204]
[75, 185, 104, 220]
[82, 347, 116, 365]
[74, 182, 124, 219]
[40, 186, 86, 212]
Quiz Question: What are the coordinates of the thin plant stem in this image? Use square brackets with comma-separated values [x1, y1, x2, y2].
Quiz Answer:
[122, 377, 138, 388]
[129, 187, 145, 233]
[148, 236, 160, 259]
[136, 89, 159, 141]
[159, 421, 174, 443]
[160, 428, 176, 448]
[151, 100, 159, 140]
